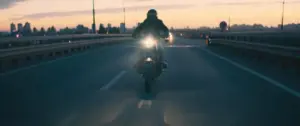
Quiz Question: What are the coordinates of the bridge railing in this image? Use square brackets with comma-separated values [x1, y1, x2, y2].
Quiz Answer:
[205, 31, 300, 71]
[207, 31, 300, 57]
[209, 31, 300, 47]
[0, 37, 133, 73]
[0, 34, 132, 49]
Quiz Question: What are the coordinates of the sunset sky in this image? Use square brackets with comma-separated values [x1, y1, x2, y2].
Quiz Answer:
[0, 0, 299, 31]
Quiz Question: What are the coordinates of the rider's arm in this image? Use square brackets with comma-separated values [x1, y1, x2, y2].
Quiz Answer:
[132, 22, 145, 38]
[132, 27, 140, 38]
[158, 20, 169, 38]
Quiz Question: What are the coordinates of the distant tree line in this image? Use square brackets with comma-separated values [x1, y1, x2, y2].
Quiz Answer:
[21, 26, 56, 36]
[98, 24, 120, 34]
[195, 23, 300, 32]
[172, 23, 300, 33]
[10, 24, 121, 37]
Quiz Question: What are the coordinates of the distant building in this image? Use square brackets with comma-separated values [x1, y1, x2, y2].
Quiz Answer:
[24, 22, 31, 31]
[98, 23, 106, 34]
[107, 23, 112, 33]
[23, 22, 32, 35]
[120, 23, 126, 33]
[91, 24, 96, 33]
[10, 23, 16, 33]
[17, 23, 23, 33]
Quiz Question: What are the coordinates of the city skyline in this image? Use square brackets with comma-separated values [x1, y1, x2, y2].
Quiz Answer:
[10, 22, 125, 32]
[0, 0, 300, 31]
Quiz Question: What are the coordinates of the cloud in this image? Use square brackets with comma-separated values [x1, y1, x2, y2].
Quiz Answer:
[209, 1, 281, 6]
[212, 2, 267, 5]
[126, 0, 153, 1]
[10, 4, 194, 20]
[288, 1, 300, 3]
[209, 1, 300, 6]
[0, 0, 27, 9]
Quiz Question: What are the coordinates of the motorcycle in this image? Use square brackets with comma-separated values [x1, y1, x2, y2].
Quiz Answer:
[136, 34, 167, 93]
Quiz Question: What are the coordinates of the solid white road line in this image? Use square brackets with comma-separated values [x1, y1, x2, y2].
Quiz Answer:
[100, 70, 127, 90]
[201, 48, 300, 98]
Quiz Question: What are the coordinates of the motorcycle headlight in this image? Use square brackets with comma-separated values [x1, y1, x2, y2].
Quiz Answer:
[145, 57, 152, 62]
[142, 37, 156, 48]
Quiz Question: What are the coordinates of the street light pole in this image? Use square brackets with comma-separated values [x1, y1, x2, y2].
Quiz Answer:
[228, 16, 231, 31]
[122, 0, 126, 25]
[281, 0, 285, 31]
[92, 0, 96, 33]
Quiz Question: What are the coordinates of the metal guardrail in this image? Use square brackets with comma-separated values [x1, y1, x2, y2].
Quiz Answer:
[208, 31, 300, 47]
[0, 37, 133, 73]
[205, 37, 300, 72]
[0, 34, 132, 49]
[0, 37, 123, 55]
[0, 34, 132, 43]
[205, 31, 300, 58]
[208, 39, 300, 58]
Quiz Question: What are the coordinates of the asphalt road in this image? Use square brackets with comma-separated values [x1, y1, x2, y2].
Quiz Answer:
[1, 37, 300, 126]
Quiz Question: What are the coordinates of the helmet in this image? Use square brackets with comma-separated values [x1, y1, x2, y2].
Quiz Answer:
[147, 9, 157, 17]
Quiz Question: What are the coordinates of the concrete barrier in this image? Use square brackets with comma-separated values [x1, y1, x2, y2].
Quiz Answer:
[0, 37, 133, 73]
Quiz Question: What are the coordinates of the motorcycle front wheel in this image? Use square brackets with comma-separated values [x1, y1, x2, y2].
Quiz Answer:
[144, 78, 152, 93]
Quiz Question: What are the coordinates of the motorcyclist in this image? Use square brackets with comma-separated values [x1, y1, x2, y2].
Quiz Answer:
[132, 9, 169, 39]
[133, 9, 169, 75]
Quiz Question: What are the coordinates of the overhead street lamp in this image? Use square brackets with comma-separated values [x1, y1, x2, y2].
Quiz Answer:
[122, 0, 126, 25]
[228, 16, 231, 31]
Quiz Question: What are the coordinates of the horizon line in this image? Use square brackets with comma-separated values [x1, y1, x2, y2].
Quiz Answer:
[2, 23, 300, 32]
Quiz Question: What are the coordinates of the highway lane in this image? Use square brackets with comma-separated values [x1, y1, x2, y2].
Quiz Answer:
[1, 38, 300, 126]
[0, 42, 139, 126]
[205, 39, 300, 93]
